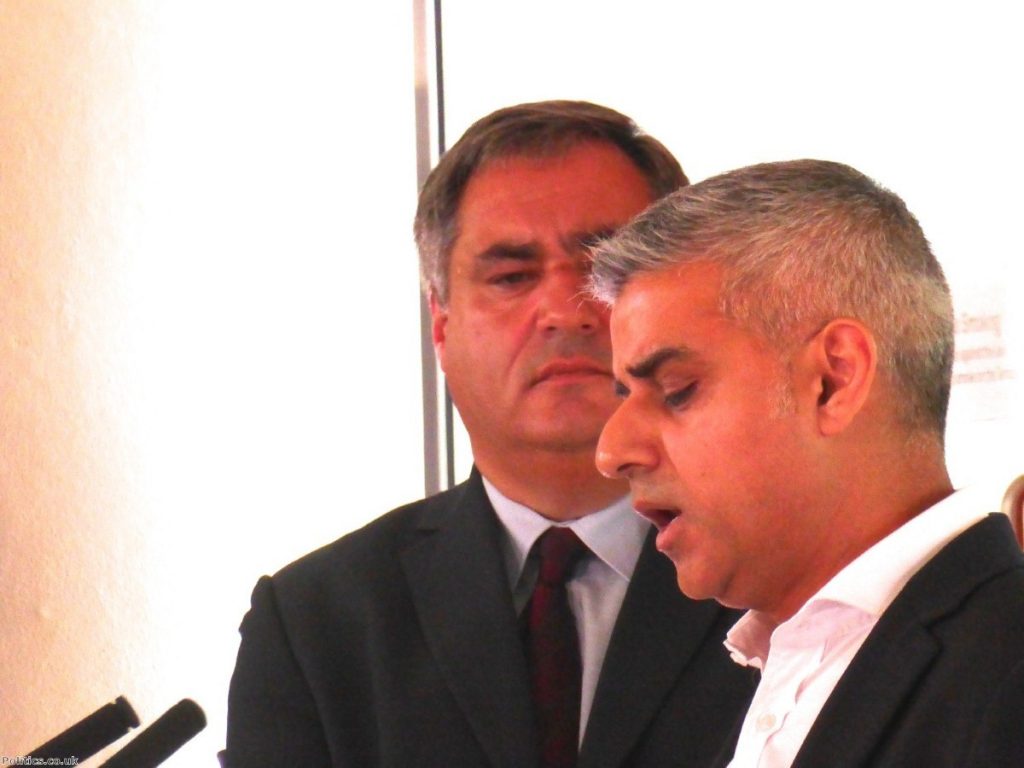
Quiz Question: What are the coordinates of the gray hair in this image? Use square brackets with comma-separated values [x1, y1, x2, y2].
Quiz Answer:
[414, 100, 687, 304]
[589, 159, 955, 437]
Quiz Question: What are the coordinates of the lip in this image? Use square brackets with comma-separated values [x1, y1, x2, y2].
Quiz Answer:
[531, 357, 611, 385]
[633, 501, 683, 550]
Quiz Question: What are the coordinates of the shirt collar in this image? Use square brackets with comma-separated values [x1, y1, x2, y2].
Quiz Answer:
[481, 475, 648, 584]
[725, 488, 989, 668]
[814, 487, 988, 617]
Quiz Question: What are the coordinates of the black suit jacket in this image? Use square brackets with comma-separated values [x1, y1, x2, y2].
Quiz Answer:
[715, 513, 1024, 768]
[226, 472, 754, 767]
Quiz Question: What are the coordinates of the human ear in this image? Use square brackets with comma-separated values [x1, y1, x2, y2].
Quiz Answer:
[810, 319, 877, 436]
[429, 291, 448, 362]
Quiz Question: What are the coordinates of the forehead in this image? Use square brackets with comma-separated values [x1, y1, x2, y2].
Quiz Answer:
[609, 262, 731, 368]
[454, 142, 655, 247]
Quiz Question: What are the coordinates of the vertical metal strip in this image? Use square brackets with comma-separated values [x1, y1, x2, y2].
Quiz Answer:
[433, 0, 457, 491]
[433, 0, 447, 158]
[413, 0, 453, 495]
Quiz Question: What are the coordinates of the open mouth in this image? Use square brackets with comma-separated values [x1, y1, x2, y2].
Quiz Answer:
[634, 505, 681, 532]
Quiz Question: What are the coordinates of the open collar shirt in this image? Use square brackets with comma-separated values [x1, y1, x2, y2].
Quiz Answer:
[481, 476, 649, 743]
[724, 489, 988, 768]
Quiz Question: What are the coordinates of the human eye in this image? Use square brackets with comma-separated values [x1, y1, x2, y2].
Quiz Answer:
[664, 382, 697, 409]
[488, 269, 534, 287]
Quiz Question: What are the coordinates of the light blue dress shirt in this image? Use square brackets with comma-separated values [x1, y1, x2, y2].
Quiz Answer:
[481, 476, 650, 743]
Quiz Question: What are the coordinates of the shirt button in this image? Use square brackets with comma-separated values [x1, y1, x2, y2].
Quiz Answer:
[756, 712, 777, 732]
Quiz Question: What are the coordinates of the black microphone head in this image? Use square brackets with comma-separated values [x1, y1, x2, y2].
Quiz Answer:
[100, 699, 206, 768]
[32, 695, 140, 761]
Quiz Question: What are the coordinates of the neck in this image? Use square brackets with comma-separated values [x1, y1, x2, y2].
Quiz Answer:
[763, 447, 954, 626]
[473, 447, 628, 522]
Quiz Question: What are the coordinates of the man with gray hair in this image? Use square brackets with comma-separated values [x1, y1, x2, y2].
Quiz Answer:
[590, 158, 1024, 767]
[226, 101, 754, 768]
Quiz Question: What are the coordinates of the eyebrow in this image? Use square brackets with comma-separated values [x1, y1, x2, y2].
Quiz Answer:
[473, 227, 620, 263]
[625, 346, 697, 380]
[475, 242, 540, 263]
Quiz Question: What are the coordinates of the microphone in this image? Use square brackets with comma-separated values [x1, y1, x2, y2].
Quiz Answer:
[99, 699, 206, 768]
[32, 695, 140, 761]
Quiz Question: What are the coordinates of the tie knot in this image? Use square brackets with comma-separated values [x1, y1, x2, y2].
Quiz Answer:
[536, 527, 588, 587]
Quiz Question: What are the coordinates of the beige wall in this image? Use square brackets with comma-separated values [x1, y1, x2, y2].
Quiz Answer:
[1, 0, 154, 748]
[1, 2, 424, 763]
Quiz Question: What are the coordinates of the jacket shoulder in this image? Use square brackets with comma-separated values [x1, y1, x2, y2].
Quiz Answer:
[271, 478, 482, 593]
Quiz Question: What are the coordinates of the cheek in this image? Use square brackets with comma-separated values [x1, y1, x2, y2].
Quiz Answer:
[661, 410, 784, 534]
[662, 410, 748, 479]
[462, 301, 536, 351]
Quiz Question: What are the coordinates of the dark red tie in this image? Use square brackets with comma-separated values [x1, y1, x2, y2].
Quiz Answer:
[524, 527, 589, 768]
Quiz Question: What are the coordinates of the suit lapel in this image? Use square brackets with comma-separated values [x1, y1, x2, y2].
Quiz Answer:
[401, 474, 538, 768]
[791, 622, 939, 768]
[579, 530, 728, 768]
[793, 514, 1022, 768]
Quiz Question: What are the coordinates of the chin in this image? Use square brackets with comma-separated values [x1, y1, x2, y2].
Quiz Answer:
[541, 401, 617, 427]
[518, 426, 603, 455]
[676, 578, 712, 603]
[672, 564, 728, 605]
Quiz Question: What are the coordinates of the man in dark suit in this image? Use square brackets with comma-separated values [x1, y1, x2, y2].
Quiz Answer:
[225, 101, 754, 767]
[589, 158, 1024, 767]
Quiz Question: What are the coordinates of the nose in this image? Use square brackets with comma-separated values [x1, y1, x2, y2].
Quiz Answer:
[595, 398, 659, 479]
[536, 264, 607, 335]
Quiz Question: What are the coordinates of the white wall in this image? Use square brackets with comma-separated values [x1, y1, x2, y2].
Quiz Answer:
[0, 2, 424, 763]
[441, 0, 1024, 499]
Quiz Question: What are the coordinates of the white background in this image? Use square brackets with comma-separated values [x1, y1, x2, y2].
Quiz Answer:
[442, 0, 1023, 496]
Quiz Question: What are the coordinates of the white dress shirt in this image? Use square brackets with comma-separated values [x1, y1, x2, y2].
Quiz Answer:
[481, 476, 649, 744]
[725, 489, 989, 768]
